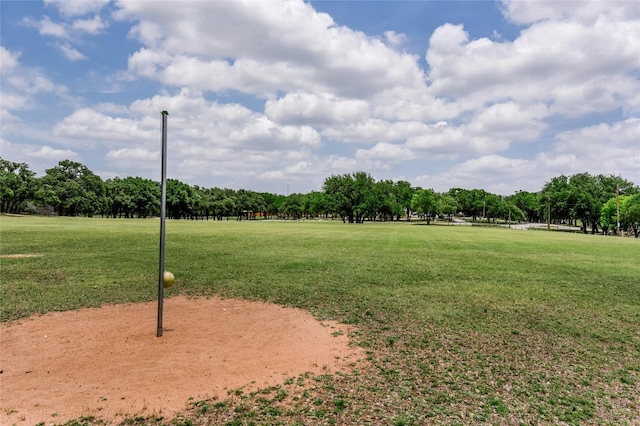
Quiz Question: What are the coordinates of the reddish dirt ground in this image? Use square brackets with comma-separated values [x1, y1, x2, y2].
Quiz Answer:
[0, 296, 363, 425]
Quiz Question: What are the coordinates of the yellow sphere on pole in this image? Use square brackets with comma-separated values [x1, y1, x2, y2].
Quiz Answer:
[163, 271, 175, 289]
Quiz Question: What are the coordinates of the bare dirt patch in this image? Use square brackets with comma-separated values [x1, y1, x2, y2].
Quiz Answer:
[0, 296, 363, 425]
[0, 254, 42, 259]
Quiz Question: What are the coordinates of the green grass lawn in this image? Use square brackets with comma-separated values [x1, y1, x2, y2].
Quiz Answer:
[1, 216, 639, 425]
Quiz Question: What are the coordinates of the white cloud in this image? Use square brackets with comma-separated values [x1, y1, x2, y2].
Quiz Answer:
[406, 121, 510, 156]
[23, 14, 108, 40]
[355, 142, 414, 163]
[228, 116, 321, 150]
[426, 7, 640, 116]
[265, 92, 369, 127]
[116, 0, 426, 99]
[414, 154, 544, 194]
[384, 30, 408, 47]
[322, 118, 427, 145]
[453, 154, 537, 177]
[0, 139, 78, 164]
[23, 15, 69, 38]
[44, 0, 110, 18]
[371, 95, 459, 122]
[0, 91, 33, 111]
[54, 42, 86, 61]
[556, 118, 640, 150]
[419, 117, 640, 194]
[500, 0, 640, 25]
[0, 46, 70, 123]
[105, 147, 158, 169]
[53, 107, 156, 147]
[72, 15, 108, 35]
[468, 102, 548, 141]
[550, 118, 640, 180]
[22, 7, 109, 62]
[28, 145, 79, 160]
[0, 46, 20, 73]
[50, 89, 328, 186]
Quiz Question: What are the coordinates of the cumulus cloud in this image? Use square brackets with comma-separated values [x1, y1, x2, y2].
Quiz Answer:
[23, 16, 69, 38]
[265, 92, 369, 127]
[0, 139, 78, 166]
[0, 45, 69, 120]
[415, 117, 640, 194]
[53, 42, 86, 61]
[22, 2, 109, 63]
[355, 142, 415, 163]
[105, 147, 159, 171]
[500, 0, 640, 25]
[549, 118, 640, 180]
[44, 0, 110, 18]
[414, 154, 543, 194]
[406, 122, 508, 157]
[322, 118, 428, 145]
[467, 102, 548, 141]
[453, 154, 538, 178]
[384, 30, 408, 47]
[116, 0, 426, 99]
[0, 91, 33, 112]
[0, 46, 20, 73]
[72, 15, 108, 34]
[26, 14, 108, 39]
[426, 4, 640, 116]
[51, 88, 327, 186]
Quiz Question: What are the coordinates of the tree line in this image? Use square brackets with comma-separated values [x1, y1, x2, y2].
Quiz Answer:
[1, 158, 639, 236]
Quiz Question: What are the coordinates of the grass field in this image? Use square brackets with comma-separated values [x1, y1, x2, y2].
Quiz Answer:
[1, 215, 639, 425]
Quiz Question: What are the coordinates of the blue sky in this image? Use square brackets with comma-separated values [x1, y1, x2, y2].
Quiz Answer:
[1, 0, 638, 195]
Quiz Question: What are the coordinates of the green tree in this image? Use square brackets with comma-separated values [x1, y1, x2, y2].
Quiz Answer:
[190, 185, 209, 220]
[448, 188, 488, 222]
[596, 174, 638, 198]
[436, 194, 458, 221]
[484, 193, 503, 223]
[233, 189, 266, 220]
[105, 177, 133, 218]
[509, 191, 541, 223]
[106, 177, 160, 218]
[607, 194, 640, 237]
[304, 191, 328, 219]
[280, 193, 305, 219]
[393, 180, 415, 220]
[568, 173, 603, 234]
[0, 159, 37, 214]
[542, 172, 638, 234]
[411, 189, 437, 223]
[166, 179, 196, 219]
[599, 197, 619, 235]
[209, 188, 236, 220]
[373, 180, 404, 221]
[540, 175, 573, 225]
[487, 197, 524, 223]
[323, 171, 375, 223]
[40, 160, 105, 216]
[258, 192, 285, 219]
[621, 194, 640, 237]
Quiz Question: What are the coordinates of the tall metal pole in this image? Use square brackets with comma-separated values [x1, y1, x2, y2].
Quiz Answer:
[616, 184, 621, 237]
[157, 111, 169, 337]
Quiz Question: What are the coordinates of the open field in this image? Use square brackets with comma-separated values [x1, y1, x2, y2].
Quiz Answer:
[1, 216, 639, 425]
